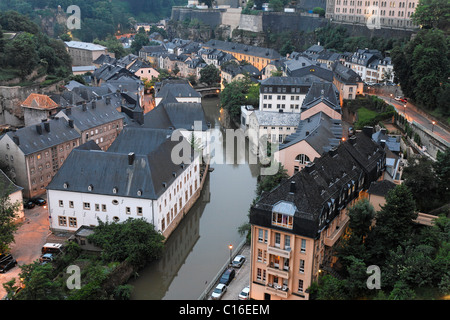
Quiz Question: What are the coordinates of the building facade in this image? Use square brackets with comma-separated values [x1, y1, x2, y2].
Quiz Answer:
[249, 131, 386, 300]
[65, 41, 110, 67]
[0, 118, 81, 199]
[326, 0, 419, 29]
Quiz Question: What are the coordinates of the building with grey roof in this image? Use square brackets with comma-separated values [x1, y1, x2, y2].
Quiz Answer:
[65, 41, 110, 67]
[249, 131, 385, 300]
[0, 117, 82, 198]
[46, 123, 202, 239]
[203, 39, 281, 71]
[154, 79, 202, 106]
[56, 94, 125, 151]
[276, 112, 343, 176]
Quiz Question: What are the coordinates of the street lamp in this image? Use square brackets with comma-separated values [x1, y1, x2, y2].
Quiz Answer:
[432, 121, 436, 132]
[404, 104, 407, 120]
[228, 244, 233, 266]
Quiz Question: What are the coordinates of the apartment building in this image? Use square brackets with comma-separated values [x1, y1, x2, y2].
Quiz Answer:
[326, 0, 419, 29]
[249, 130, 386, 300]
[203, 40, 281, 71]
[259, 77, 313, 113]
[21, 93, 60, 127]
[0, 118, 81, 199]
[56, 96, 125, 151]
[342, 49, 394, 84]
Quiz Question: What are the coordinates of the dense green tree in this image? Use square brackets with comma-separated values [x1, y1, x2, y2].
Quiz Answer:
[0, 181, 20, 254]
[200, 64, 221, 86]
[365, 184, 417, 264]
[412, 0, 450, 31]
[130, 32, 149, 54]
[4, 32, 38, 78]
[220, 77, 257, 121]
[87, 218, 164, 268]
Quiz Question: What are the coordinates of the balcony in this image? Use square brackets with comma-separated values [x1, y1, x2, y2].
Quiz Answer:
[267, 245, 291, 259]
[267, 264, 289, 279]
[324, 215, 350, 247]
[265, 283, 289, 299]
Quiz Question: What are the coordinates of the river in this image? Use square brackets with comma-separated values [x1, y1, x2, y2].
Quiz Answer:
[129, 97, 260, 300]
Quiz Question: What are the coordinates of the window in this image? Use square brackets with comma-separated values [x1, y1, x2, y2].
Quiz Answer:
[299, 259, 305, 273]
[58, 216, 67, 226]
[295, 154, 311, 165]
[69, 217, 77, 228]
[301, 239, 306, 253]
[272, 212, 293, 229]
[137, 207, 143, 216]
[274, 232, 281, 248]
[83, 202, 90, 210]
[126, 207, 131, 215]
[285, 235, 291, 250]
[95, 204, 100, 211]
[69, 201, 74, 208]
[102, 204, 106, 212]
[258, 229, 264, 242]
[298, 279, 304, 293]
[59, 200, 64, 207]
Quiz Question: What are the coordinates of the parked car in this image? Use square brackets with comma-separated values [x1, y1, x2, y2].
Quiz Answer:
[394, 96, 402, 101]
[238, 286, 250, 300]
[219, 268, 235, 285]
[400, 97, 408, 103]
[41, 243, 64, 254]
[39, 253, 54, 264]
[231, 255, 246, 268]
[32, 197, 46, 206]
[0, 254, 17, 273]
[24, 200, 35, 209]
[211, 283, 227, 300]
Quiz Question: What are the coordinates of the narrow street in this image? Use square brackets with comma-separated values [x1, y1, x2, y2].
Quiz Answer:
[0, 204, 50, 299]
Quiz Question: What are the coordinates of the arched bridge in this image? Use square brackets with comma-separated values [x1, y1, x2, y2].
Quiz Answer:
[195, 87, 221, 97]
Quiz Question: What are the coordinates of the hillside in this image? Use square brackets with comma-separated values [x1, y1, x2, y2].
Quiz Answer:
[0, 0, 188, 41]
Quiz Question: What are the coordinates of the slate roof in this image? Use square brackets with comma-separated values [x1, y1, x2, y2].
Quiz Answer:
[47, 131, 195, 200]
[260, 76, 311, 87]
[372, 129, 401, 153]
[60, 96, 124, 132]
[288, 65, 333, 82]
[65, 41, 106, 51]
[203, 39, 281, 60]
[250, 132, 385, 238]
[5, 118, 81, 155]
[367, 179, 397, 197]
[332, 62, 363, 85]
[129, 101, 208, 131]
[107, 127, 173, 155]
[302, 82, 340, 111]
[0, 169, 22, 196]
[280, 112, 342, 153]
[155, 79, 201, 100]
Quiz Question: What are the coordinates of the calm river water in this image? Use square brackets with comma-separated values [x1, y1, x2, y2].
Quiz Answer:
[129, 97, 260, 300]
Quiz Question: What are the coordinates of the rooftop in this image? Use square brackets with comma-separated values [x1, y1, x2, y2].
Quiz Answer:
[65, 41, 107, 51]
[21, 93, 59, 110]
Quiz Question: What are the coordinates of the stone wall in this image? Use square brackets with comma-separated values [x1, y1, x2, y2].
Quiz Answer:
[261, 12, 327, 33]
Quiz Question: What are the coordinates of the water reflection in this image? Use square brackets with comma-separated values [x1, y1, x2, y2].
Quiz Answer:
[129, 97, 259, 300]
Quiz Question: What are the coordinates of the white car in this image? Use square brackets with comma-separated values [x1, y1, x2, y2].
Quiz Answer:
[211, 283, 227, 300]
[231, 255, 246, 268]
[238, 286, 250, 300]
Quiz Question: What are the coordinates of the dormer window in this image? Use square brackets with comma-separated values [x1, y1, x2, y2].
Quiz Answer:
[113, 187, 118, 194]
[272, 201, 296, 229]
[88, 184, 93, 191]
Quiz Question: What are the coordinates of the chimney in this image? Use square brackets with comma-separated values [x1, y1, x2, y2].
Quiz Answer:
[66, 107, 71, 115]
[36, 124, 43, 135]
[362, 126, 373, 138]
[289, 181, 296, 193]
[12, 136, 20, 146]
[380, 139, 386, 148]
[92, 101, 96, 109]
[82, 102, 87, 111]
[128, 152, 135, 165]
[106, 96, 111, 105]
[44, 122, 50, 132]
[68, 119, 74, 128]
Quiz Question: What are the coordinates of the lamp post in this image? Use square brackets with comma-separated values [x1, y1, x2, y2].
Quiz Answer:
[228, 244, 233, 266]
[404, 104, 407, 120]
[432, 121, 436, 132]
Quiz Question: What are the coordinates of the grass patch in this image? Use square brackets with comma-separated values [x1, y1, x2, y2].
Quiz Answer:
[356, 107, 378, 125]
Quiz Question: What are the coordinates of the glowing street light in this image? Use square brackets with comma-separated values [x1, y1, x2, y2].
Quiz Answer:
[228, 244, 233, 266]
[432, 120, 436, 132]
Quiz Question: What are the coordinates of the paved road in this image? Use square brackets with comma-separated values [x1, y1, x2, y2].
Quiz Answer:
[0, 204, 50, 299]
[379, 95, 450, 144]
[207, 244, 251, 301]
